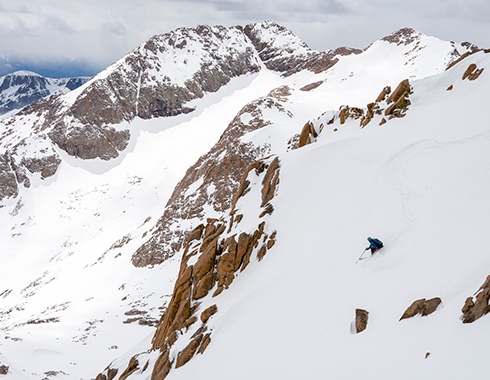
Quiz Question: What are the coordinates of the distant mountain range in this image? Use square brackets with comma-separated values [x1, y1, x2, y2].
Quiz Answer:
[0, 71, 90, 117]
[0, 55, 101, 79]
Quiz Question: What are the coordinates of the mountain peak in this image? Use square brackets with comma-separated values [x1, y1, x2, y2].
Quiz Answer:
[244, 20, 311, 55]
[6, 70, 42, 77]
[381, 27, 423, 46]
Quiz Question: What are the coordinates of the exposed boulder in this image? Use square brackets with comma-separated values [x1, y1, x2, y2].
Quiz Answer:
[399, 297, 442, 321]
[339, 105, 364, 124]
[361, 102, 383, 128]
[119, 356, 139, 380]
[298, 121, 318, 148]
[386, 79, 410, 104]
[95, 367, 118, 380]
[300, 81, 323, 92]
[0, 365, 9, 375]
[261, 157, 280, 207]
[175, 334, 204, 368]
[462, 63, 484, 81]
[375, 86, 391, 102]
[384, 79, 411, 118]
[197, 333, 212, 355]
[201, 304, 218, 323]
[152, 350, 172, 380]
[461, 275, 490, 323]
[355, 309, 369, 333]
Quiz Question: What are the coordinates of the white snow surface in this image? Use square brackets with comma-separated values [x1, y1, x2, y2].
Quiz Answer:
[0, 28, 488, 379]
[164, 52, 490, 380]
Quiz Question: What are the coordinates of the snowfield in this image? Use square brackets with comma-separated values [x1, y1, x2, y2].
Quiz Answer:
[163, 51, 490, 380]
[0, 24, 489, 379]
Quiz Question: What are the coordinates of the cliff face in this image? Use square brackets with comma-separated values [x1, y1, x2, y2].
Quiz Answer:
[0, 21, 357, 202]
[131, 95, 290, 267]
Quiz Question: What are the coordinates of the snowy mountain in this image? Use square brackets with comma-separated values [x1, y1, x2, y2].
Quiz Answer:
[0, 71, 90, 118]
[0, 22, 489, 379]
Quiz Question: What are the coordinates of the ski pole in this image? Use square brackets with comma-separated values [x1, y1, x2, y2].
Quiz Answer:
[356, 249, 367, 264]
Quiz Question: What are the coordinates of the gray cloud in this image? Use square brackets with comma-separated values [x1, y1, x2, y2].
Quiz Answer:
[0, 0, 488, 76]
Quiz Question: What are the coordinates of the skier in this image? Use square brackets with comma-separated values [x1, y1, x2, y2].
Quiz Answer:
[366, 237, 383, 255]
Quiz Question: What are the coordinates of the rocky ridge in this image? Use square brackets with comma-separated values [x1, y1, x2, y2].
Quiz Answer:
[297, 46, 489, 150]
[297, 78, 413, 149]
[132, 94, 291, 267]
[0, 21, 359, 203]
[96, 155, 281, 380]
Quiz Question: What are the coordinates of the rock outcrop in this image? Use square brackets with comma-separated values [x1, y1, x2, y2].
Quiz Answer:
[295, 79, 412, 150]
[0, 136, 61, 201]
[384, 79, 411, 117]
[0, 365, 8, 375]
[243, 21, 361, 76]
[298, 121, 319, 148]
[355, 309, 369, 333]
[300, 81, 323, 92]
[132, 97, 288, 267]
[462, 63, 484, 81]
[445, 46, 487, 72]
[380, 28, 423, 46]
[96, 156, 280, 380]
[339, 105, 364, 125]
[399, 297, 442, 321]
[461, 275, 490, 323]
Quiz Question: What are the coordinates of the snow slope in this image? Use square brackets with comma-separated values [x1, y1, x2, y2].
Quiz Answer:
[0, 71, 286, 378]
[0, 24, 487, 379]
[159, 51, 490, 380]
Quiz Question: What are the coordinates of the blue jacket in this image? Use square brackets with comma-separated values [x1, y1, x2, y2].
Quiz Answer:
[367, 238, 383, 250]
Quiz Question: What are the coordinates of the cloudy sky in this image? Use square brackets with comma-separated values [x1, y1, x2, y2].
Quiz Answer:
[1, 0, 489, 76]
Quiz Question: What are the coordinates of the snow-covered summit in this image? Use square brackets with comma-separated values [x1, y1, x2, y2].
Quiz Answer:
[6, 71, 43, 77]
